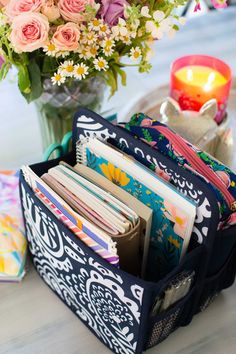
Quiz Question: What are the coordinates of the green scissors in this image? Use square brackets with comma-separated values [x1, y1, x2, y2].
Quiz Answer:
[43, 131, 73, 161]
[43, 112, 117, 161]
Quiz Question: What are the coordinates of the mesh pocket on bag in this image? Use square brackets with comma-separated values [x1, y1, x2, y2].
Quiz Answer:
[147, 307, 181, 348]
[146, 286, 196, 349]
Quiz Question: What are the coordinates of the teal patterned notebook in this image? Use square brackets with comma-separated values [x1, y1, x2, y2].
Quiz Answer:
[77, 138, 197, 280]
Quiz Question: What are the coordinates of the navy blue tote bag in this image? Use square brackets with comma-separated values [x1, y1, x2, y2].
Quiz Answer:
[19, 108, 236, 353]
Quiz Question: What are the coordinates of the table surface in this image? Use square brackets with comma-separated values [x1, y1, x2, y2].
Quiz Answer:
[1, 8, 236, 354]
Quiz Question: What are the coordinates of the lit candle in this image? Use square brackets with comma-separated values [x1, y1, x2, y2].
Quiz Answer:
[170, 55, 232, 124]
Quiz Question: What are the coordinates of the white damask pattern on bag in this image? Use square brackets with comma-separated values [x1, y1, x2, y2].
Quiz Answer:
[21, 183, 144, 354]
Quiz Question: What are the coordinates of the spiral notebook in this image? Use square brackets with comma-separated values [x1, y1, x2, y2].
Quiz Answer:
[76, 138, 197, 280]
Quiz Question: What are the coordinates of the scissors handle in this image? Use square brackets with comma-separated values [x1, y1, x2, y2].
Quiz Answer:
[43, 112, 116, 161]
[43, 131, 72, 161]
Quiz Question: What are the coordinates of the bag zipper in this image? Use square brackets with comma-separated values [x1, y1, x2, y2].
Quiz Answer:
[153, 125, 236, 212]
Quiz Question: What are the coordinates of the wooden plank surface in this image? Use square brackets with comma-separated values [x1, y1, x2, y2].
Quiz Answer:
[1, 8, 236, 354]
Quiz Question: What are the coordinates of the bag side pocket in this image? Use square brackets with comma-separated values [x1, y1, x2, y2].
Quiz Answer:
[207, 226, 236, 276]
[198, 245, 236, 312]
[145, 285, 196, 349]
[144, 243, 206, 349]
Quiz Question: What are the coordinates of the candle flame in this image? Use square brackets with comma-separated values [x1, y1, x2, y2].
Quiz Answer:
[203, 71, 216, 92]
[208, 72, 216, 82]
[187, 69, 193, 81]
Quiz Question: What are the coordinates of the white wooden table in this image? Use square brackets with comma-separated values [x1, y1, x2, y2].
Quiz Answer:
[1, 8, 236, 354]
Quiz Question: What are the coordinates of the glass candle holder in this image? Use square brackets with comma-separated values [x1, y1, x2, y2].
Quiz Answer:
[170, 55, 232, 124]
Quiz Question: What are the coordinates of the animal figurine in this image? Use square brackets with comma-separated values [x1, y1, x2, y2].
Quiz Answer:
[159, 97, 234, 167]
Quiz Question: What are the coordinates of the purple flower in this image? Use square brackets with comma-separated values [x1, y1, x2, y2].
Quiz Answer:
[99, 0, 128, 26]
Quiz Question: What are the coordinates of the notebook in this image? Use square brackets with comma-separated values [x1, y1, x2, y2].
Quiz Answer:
[47, 165, 137, 235]
[59, 163, 139, 227]
[22, 165, 119, 267]
[0, 171, 26, 282]
[77, 138, 197, 280]
[72, 162, 153, 277]
[45, 164, 141, 275]
[42, 173, 123, 236]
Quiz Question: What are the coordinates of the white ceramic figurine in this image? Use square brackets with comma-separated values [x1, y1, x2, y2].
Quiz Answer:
[160, 97, 234, 167]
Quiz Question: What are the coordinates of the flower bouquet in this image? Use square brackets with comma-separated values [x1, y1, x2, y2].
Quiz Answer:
[0, 0, 227, 148]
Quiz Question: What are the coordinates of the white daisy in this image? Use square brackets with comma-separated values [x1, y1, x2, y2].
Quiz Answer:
[55, 51, 70, 58]
[102, 46, 114, 57]
[43, 42, 57, 57]
[87, 45, 99, 58]
[73, 63, 89, 80]
[130, 46, 142, 61]
[82, 31, 98, 45]
[51, 72, 66, 86]
[60, 60, 74, 77]
[121, 34, 131, 45]
[99, 23, 110, 37]
[77, 46, 90, 59]
[101, 38, 115, 48]
[93, 57, 109, 71]
[88, 18, 102, 31]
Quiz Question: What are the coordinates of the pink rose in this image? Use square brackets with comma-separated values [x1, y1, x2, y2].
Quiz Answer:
[6, 0, 42, 19]
[58, 0, 95, 23]
[0, 0, 9, 9]
[99, 0, 128, 26]
[140, 118, 152, 127]
[41, 0, 60, 22]
[10, 12, 49, 52]
[52, 22, 80, 51]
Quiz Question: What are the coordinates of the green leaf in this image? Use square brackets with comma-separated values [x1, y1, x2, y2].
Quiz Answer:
[0, 62, 11, 81]
[18, 64, 31, 94]
[115, 66, 127, 86]
[104, 69, 117, 97]
[22, 59, 43, 103]
[142, 128, 153, 142]
[173, 24, 179, 31]
[42, 55, 58, 75]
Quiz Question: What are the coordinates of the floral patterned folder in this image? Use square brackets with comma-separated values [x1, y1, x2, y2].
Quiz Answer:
[0, 171, 26, 281]
[77, 140, 196, 281]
